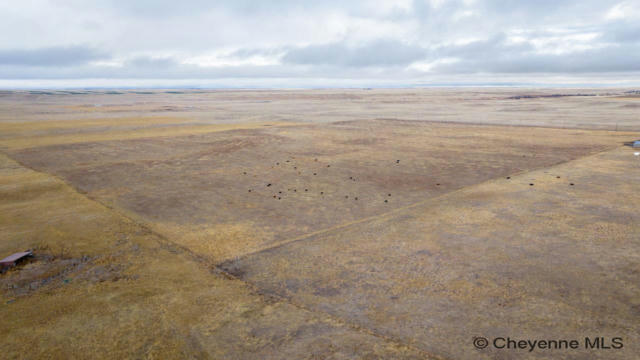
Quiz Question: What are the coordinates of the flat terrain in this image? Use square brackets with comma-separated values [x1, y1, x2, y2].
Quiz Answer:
[0, 89, 639, 359]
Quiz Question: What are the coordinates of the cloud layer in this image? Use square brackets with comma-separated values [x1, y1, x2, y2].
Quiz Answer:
[1, 0, 639, 87]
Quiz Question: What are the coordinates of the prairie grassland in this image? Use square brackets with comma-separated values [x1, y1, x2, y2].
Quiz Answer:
[0, 153, 427, 359]
[1, 89, 639, 359]
[10, 118, 634, 262]
[0, 119, 298, 150]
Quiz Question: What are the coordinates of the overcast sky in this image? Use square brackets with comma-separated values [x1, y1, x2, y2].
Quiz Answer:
[1, 0, 639, 87]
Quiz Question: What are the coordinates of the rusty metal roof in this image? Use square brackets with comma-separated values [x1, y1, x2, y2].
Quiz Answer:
[0, 250, 33, 265]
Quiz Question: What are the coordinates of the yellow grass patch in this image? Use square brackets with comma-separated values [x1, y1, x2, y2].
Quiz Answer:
[0, 121, 299, 149]
[0, 116, 188, 133]
[150, 222, 272, 263]
[0, 154, 132, 257]
[0, 153, 424, 359]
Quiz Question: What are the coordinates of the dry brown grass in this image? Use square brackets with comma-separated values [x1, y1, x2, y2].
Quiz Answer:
[224, 147, 640, 359]
[0, 120, 299, 149]
[10, 118, 634, 263]
[1, 89, 639, 359]
[0, 153, 428, 359]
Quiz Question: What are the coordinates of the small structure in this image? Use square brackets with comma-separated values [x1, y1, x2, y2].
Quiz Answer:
[0, 250, 33, 269]
[633, 140, 640, 148]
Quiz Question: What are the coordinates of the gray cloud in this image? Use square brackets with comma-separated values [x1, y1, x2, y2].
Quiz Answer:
[0, 46, 109, 66]
[437, 34, 534, 59]
[432, 38, 640, 73]
[126, 56, 178, 68]
[1, 0, 640, 86]
[283, 40, 428, 67]
[100, 0, 217, 17]
[602, 21, 640, 43]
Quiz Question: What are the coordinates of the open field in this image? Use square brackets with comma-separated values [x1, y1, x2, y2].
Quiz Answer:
[1, 89, 639, 359]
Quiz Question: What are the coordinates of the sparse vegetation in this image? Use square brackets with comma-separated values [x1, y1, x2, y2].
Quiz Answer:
[1, 89, 639, 359]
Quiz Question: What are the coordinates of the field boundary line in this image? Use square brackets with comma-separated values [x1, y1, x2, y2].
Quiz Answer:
[221, 144, 623, 264]
[0, 149, 446, 360]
